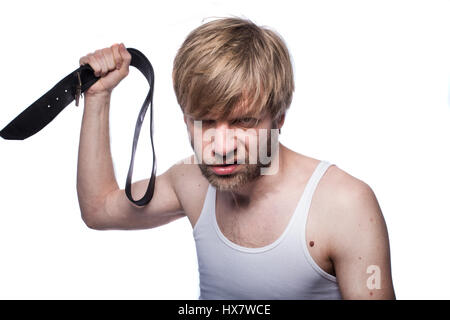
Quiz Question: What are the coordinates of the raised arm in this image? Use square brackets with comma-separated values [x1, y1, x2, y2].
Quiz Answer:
[76, 43, 185, 230]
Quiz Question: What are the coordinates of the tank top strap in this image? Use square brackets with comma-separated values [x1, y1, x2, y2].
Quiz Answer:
[299, 160, 334, 213]
[193, 183, 216, 235]
[290, 160, 337, 282]
[281, 160, 334, 237]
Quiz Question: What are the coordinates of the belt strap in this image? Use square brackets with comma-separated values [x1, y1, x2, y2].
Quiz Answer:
[0, 48, 156, 206]
[124, 48, 156, 206]
[76, 48, 157, 206]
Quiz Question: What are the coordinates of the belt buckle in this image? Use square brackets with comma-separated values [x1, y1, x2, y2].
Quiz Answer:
[75, 71, 82, 106]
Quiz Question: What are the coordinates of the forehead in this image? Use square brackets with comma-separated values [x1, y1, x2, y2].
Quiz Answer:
[185, 102, 269, 121]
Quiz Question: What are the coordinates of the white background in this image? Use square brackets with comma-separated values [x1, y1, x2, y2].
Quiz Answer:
[0, 0, 449, 299]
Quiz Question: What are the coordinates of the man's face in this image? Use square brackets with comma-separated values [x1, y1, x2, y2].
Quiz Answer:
[184, 112, 280, 191]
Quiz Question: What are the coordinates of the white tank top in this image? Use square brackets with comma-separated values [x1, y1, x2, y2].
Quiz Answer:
[193, 160, 342, 299]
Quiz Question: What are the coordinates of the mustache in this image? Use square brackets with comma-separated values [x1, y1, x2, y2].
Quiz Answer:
[208, 159, 243, 165]
[202, 149, 269, 166]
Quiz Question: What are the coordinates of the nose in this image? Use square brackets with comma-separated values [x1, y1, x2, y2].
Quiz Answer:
[212, 121, 237, 159]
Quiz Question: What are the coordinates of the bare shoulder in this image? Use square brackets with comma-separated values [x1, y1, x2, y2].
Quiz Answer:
[298, 154, 387, 245]
[315, 161, 390, 257]
[315, 162, 395, 299]
[168, 154, 210, 227]
[284, 149, 380, 222]
[312, 162, 384, 235]
[320, 163, 382, 221]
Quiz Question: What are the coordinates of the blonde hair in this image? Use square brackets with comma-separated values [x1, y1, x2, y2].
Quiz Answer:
[173, 17, 294, 124]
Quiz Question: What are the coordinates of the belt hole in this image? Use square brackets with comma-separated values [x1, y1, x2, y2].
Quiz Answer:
[56, 97, 59, 101]
[65, 89, 68, 93]
[48, 105, 51, 108]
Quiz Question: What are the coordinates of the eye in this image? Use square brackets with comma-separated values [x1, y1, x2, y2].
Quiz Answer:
[232, 117, 259, 127]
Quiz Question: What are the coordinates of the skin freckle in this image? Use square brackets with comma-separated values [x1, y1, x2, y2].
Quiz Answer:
[370, 292, 373, 296]
[309, 241, 314, 247]
[358, 256, 362, 260]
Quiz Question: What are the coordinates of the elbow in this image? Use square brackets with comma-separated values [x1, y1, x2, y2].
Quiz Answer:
[78, 193, 111, 230]
[78, 189, 119, 230]
[81, 210, 107, 230]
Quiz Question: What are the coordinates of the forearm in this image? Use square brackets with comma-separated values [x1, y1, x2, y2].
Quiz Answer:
[76, 93, 119, 217]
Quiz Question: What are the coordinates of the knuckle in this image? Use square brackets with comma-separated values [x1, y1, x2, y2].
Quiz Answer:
[104, 47, 113, 56]
[91, 65, 101, 74]
[94, 51, 103, 59]
[105, 50, 116, 69]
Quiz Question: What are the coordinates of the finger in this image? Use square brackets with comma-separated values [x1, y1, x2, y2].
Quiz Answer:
[93, 50, 108, 76]
[101, 48, 116, 71]
[111, 43, 123, 70]
[85, 53, 102, 77]
[79, 56, 88, 66]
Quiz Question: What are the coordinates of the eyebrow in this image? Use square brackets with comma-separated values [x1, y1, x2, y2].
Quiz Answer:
[186, 109, 266, 122]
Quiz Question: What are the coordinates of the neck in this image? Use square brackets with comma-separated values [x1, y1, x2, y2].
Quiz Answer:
[220, 143, 289, 209]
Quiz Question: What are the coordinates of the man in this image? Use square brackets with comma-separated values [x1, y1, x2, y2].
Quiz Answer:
[77, 17, 395, 299]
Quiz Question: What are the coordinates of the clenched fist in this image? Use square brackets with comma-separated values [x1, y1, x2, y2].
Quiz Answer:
[79, 43, 132, 97]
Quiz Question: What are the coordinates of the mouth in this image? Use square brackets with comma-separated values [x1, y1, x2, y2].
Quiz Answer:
[210, 163, 240, 175]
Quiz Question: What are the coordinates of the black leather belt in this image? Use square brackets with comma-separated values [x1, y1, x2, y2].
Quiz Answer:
[0, 48, 156, 206]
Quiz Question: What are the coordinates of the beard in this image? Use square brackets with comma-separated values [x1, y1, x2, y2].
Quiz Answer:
[194, 129, 276, 191]
[198, 162, 263, 191]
